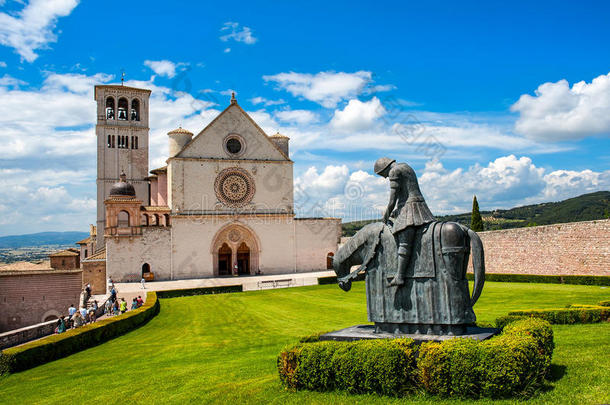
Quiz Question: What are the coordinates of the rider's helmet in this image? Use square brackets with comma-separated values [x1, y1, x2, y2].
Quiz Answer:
[374, 157, 396, 175]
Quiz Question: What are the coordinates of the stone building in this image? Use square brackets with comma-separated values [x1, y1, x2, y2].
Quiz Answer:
[0, 262, 82, 332]
[88, 85, 340, 288]
[49, 248, 80, 270]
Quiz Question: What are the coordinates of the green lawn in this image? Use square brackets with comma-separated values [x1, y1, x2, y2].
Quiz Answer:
[0, 282, 608, 404]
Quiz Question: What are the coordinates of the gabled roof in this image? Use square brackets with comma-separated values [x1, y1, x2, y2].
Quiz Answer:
[76, 236, 91, 245]
[174, 101, 291, 161]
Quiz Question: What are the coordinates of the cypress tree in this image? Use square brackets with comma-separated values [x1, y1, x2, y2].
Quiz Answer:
[471, 195, 484, 232]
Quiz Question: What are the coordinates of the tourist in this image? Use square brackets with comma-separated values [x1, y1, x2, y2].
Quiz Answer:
[92, 300, 98, 312]
[68, 304, 77, 318]
[113, 300, 120, 316]
[104, 299, 112, 316]
[119, 298, 127, 314]
[85, 283, 91, 299]
[89, 308, 97, 323]
[72, 311, 84, 328]
[233, 263, 238, 276]
[80, 307, 88, 324]
[136, 296, 143, 307]
[131, 298, 138, 310]
[108, 276, 114, 289]
[140, 276, 146, 289]
[55, 318, 66, 334]
[110, 286, 117, 303]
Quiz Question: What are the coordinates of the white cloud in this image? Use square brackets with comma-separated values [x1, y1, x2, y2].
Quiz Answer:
[250, 96, 285, 106]
[223, 47, 231, 53]
[275, 109, 318, 125]
[0, 0, 80, 62]
[143, 60, 183, 79]
[0, 74, 27, 87]
[294, 156, 610, 220]
[220, 22, 257, 45]
[0, 61, 6, 68]
[330, 97, 385, 131]
[263, 71, 373, 108]
[511, 72, 610, 141]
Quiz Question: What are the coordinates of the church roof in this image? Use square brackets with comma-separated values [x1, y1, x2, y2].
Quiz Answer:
[150, 166, 167, 175]
[174, 96, 291, 161]
[76, 236, 92, 245]
[83, 248, 106, 262]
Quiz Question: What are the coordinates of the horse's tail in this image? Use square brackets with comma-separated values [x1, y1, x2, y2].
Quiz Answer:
[466, 227, 485, 306]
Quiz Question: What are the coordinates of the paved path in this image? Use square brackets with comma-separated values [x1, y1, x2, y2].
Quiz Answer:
[112, 270, 336, 294]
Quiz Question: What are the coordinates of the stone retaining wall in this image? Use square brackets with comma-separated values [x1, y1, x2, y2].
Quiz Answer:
[471, 219, 610, 276]
[0, 320, 56, 350]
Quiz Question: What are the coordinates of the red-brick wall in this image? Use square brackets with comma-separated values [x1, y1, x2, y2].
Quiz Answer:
[83, 261, 106, 295]
[0, 270, 82, 332]
[469, 219, 610, 276]
[50, 255, 80, 270]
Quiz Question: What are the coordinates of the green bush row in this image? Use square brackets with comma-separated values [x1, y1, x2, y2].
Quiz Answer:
[156, 285, 242, 298]
[496, 306, 609, 327]
[278, 318, 553, 399]
[317, 273, 365, 285]
[466, 273, 610, 286]
[0, 292, 160, 375]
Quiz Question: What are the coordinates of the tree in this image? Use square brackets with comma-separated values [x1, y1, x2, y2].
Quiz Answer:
[471, 195, 484, 232]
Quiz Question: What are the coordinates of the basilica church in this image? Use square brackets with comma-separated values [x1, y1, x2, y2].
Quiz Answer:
[80, 84, 340, 287]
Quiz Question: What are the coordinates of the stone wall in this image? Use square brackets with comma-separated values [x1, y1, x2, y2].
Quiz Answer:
[0, 319, 56, 350]
[471, 219, 610, 276]
[0, 269, 82, 333]
[82, 260, 106, 295]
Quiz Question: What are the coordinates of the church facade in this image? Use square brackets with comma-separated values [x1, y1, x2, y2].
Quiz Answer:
[88, 85, 340, 283]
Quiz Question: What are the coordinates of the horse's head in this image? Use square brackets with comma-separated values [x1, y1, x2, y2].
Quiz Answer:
[332, 222, 387, 292]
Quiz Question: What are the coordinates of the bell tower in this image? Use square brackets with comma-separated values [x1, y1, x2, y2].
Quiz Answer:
[94, 84, 151, 248]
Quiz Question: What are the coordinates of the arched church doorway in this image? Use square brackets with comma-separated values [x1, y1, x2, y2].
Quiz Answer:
[236, 242, 250, 275]
[142, 263, 150, 277]
[211, 223, 260, 276]
[218, 243, 232, 276]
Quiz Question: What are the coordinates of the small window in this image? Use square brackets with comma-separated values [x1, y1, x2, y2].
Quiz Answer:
[226, 138, 242, 154]
[107, 135, 112, 148]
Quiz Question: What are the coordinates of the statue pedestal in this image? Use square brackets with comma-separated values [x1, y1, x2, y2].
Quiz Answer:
[319, 324, 500, 344]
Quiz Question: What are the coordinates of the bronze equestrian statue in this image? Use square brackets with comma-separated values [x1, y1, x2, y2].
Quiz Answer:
[332, 158, 486, 336]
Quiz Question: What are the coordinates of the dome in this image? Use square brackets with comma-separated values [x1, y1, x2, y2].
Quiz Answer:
[109, 172, 136, 197]
[167, 127, 193, 136]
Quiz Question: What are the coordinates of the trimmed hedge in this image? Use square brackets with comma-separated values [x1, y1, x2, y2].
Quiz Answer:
[0, 292, 159, 375]
[466, 273, 610, 286]
[496, 300, 610, 327]
[156, 285, 242, 298]
[318, 273, 365, 285]
[278, 318, 553, 399]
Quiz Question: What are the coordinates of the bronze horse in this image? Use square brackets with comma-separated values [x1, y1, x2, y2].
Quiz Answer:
[332, 221, 485, 335]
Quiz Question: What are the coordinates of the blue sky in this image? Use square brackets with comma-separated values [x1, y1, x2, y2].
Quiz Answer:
[0, 0, 609, 235]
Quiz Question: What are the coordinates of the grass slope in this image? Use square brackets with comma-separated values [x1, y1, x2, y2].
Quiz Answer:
[0, 282, 608, 404]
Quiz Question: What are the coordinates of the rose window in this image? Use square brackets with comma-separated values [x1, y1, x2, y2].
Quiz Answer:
[214, 167, 255, 207]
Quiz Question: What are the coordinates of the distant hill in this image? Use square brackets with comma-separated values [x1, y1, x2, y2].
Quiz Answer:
[342, 191, 610, 236]
[0, 231, 89, 249]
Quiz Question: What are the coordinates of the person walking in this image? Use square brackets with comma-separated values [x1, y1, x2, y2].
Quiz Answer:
[136, 296, 143, 308]
[140, 277, 146, 289]
[80, 307, 88, 324]
[104, 299, 112, 316]
[131, 298, 138, 310]
[55, 318, 66, 334]
[68, 304, 77, 319]
[113, 300, 120, 316]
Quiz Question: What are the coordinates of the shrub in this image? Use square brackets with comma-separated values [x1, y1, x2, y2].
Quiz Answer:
[278, 338, 418, 396]
[466, 273, 610, 286]
[278, 318, 553, 399]
[0, 292, 159, 375]
[506, 307, 609, 324]
[156, 285, 242, 298]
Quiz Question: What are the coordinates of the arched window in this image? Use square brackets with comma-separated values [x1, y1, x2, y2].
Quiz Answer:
[131, 99, 140, 121]
[107, 135, 112, 148]
[112, 135, 115, 148]
[327, 252, 334, 269]
[105, 97, 115, 119]
[118, 98, 128, 120]
[118, 210, 130, 228]
[154, 214, 160, 226]
[135, 136, 138, 149]
[164, 214, 170, 226]
[141, 214, 149, 226]
[142, 263, 150, 276]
